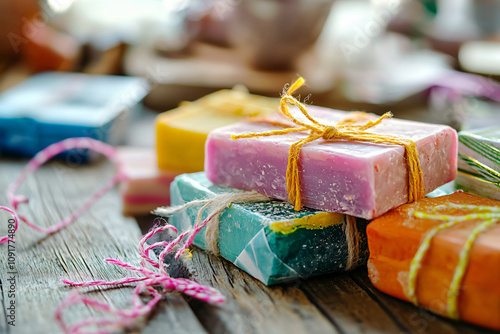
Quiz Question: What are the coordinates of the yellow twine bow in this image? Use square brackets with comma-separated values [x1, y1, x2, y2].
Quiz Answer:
[408, 204, 500, 320]
[232, 77, 425, 211]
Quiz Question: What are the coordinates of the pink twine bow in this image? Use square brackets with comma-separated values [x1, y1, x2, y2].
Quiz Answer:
[0, 137, 128, 243]
[57, 221, 225, 334]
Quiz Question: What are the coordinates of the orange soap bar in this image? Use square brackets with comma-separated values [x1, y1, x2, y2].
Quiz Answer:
[156, 88, 278, 173]
[367, 192, 500, 330]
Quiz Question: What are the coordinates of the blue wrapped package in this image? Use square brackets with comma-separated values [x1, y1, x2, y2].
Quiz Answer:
[165, 172, 369, 285]
[0, 72, 148, 161]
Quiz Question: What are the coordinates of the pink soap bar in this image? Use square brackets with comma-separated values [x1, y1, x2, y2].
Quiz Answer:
[117, 147, 179, 216]
[205, 107, 458, 219]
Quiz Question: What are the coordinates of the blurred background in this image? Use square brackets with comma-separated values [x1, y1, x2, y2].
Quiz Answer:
[0, 0, 500, 149]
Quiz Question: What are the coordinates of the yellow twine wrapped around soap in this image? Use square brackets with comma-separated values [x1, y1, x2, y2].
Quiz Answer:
[409, 204, 500, 320]
[232, 77, 425, 211]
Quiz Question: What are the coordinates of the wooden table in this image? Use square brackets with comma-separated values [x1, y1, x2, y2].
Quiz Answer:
[0, 158, 495, 334]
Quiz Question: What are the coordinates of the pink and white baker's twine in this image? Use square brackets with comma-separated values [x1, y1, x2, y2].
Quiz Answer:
[56, 222, 225, 334]
[55, 194, 258, 333]
[0, 137, 225, 333]
[1, 137, 127, 242]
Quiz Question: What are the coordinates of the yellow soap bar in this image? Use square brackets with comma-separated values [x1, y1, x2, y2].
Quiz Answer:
[156, 88, 278, 172]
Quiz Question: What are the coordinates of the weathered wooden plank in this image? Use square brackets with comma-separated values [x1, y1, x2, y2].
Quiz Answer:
[300, 272, 406, 334]
[171, 247, 339, 334]
[349, 268, 497, 334]
[0, 159, 205, 334]
[0, 278, 10, 334]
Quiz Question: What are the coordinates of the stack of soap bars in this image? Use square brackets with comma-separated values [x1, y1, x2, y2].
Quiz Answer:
[120, 88, 278, 215]
[155, 78, 458, 287]
[155, 78, 500, 330]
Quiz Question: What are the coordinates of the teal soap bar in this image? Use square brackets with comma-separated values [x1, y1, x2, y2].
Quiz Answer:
[167, 172, 369, 285]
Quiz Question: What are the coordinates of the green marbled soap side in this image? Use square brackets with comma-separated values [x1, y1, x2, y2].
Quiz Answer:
[458, 128, 500, 182]
[168, 172, 368, 285]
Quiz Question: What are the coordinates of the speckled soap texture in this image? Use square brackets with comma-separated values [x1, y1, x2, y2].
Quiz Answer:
[168, 172, 369, 285]
[205, 107, 458, 220]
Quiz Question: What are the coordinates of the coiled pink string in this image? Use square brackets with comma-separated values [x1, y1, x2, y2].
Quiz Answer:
[0, 137, 225, 333]
[1, 137, 128, 242]
[56, 221, 225, 334]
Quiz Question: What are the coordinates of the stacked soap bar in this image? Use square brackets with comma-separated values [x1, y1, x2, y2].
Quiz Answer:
[205, 107, 458, 219]
[166, 172, 369, 285]
[367, 192, 500, 330]
[0, 72, 148, 160]
[118, 147, 179, 216]
[456, 172, 500, 201]
[156, 88, 278, 173]
[456, 128, 500, 200]
[425, 181, 456, 198]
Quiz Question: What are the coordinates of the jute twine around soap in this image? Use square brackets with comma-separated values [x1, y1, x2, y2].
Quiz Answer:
[231, 77, 425, 211]
[409, 204, 500, 320]
[344, 215, 362, 270]
[155, 192, 363, 271]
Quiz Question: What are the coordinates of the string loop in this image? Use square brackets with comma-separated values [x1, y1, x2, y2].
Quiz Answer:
[57, 220, 225, 334]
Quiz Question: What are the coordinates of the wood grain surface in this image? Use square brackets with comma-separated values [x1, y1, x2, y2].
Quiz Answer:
[0, 159, 494, 334]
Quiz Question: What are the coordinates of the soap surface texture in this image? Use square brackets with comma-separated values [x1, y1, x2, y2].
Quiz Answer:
[367, 192, 500, 330]
[168, 172, 369, 285]
[206, 107, 457, 219]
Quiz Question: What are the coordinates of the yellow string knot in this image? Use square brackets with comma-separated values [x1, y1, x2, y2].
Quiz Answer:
[322, 126, 338, 139]
[232, 77, 425, 211]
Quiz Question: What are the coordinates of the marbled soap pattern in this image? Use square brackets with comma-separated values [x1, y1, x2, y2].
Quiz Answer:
[205, 107, 458, 219]
[168, 172, 369, 285]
